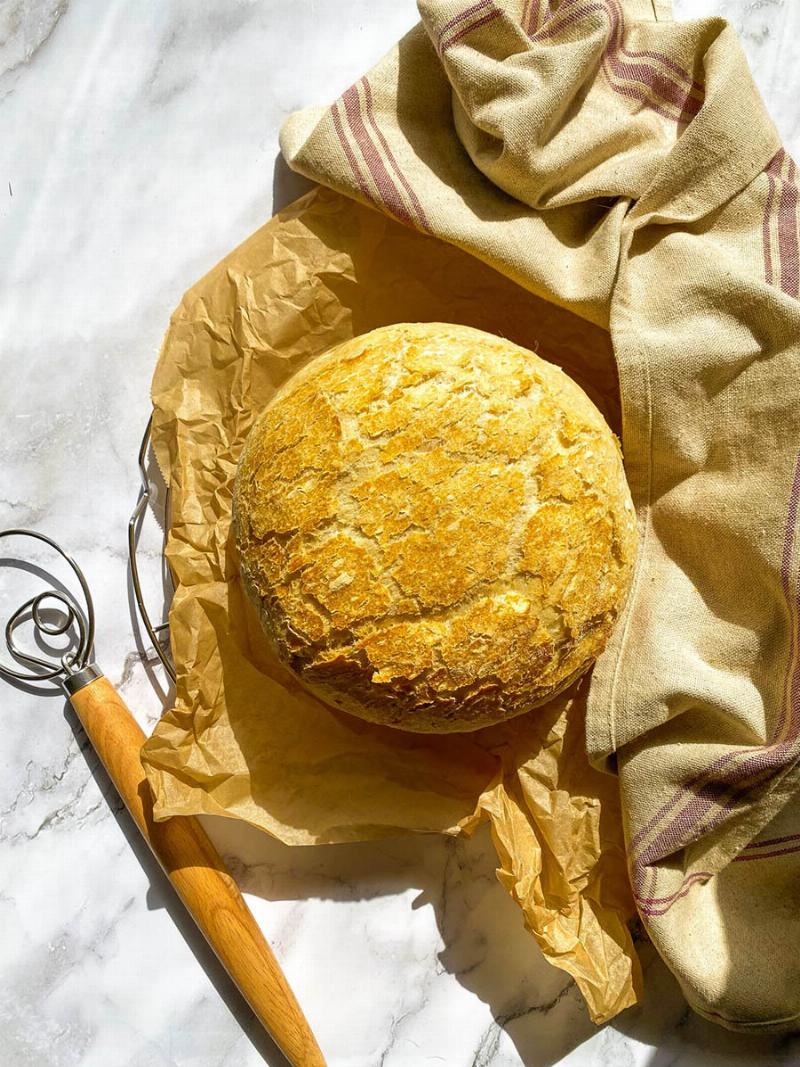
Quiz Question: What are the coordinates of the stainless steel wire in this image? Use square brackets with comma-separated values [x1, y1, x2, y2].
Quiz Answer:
[0, 529, 95, 685]
[128, 415, 176, 682]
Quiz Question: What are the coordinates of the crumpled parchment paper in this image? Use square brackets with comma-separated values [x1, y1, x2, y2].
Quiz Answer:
[140, 185, 641, 1022]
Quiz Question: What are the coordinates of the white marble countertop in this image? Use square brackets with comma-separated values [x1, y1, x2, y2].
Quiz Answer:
[2, 2, 800, 1065]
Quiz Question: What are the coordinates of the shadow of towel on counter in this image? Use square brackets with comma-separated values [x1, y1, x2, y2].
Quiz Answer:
[281, 0, 800, 1031]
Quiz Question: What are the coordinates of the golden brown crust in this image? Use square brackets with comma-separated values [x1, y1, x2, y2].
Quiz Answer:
[234, 323, 636, 732]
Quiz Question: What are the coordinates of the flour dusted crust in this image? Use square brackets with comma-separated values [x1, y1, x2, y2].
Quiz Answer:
[234, 323, 636, 732]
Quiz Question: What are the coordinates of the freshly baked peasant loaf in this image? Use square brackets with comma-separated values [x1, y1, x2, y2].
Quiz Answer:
[234, 323, 636, 732]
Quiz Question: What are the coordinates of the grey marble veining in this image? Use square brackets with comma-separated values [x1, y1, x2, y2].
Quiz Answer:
[2, 2, 800, 1065]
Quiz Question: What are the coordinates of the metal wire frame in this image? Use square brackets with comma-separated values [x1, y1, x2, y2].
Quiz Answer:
[128, 415, 176, 683]
[0, 529, 96, 685]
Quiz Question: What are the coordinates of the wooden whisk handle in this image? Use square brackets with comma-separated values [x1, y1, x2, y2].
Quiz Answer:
[68, 673, 326, 1067]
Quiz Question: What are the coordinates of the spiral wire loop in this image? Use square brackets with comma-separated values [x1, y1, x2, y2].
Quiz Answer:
[0, 529, 96, 685]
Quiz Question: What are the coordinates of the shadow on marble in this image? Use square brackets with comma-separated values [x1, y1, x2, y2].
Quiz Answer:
[195, 816, 648, 1066]
[205, 819, 587, 1065]
[272, 153, 315, 216]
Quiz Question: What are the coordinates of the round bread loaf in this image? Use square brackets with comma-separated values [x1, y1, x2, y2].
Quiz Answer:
[234, 322, 636, 732]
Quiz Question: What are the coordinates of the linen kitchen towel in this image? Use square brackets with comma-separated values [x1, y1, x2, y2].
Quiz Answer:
[281, 0, 800, 1030]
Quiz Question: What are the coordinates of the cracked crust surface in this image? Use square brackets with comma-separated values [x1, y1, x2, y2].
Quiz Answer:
[234, 323, 636, 732]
